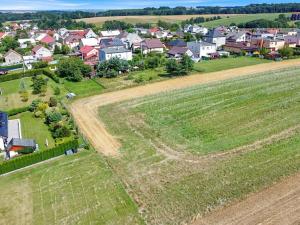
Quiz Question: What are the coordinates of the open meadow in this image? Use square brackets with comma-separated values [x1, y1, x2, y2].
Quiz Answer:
[98, 67, 300, 224]
[0, 151, 144, 225]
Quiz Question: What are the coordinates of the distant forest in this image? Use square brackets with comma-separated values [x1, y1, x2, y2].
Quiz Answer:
[1, 3, 300, 23]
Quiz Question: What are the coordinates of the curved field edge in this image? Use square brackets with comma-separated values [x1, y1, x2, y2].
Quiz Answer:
[98, 68, 300, 224]
[0, 151, 145, 225]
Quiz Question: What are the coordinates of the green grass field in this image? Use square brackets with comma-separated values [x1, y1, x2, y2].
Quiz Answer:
[63, 79, 104, 98]
[0, 151, 144, 225]
[0, 76, 59, 110]
[194, 56, 270, 73]
[99, 67, 300, 224]
[202, 13, 292, 28]
[10, 112, 55, 150]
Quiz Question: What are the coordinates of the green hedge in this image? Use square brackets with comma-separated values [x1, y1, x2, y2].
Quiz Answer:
[0, 64, 23, 70]
[0, 69, 59, 83]
[0, 140, 78, 175]
[5, 106, 30, 116]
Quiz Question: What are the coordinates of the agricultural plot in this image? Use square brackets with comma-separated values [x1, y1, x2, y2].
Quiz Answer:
[0, 151, 144, 225]
[202, 13, 292, 28]
[77, 14, 237, 26]
[99, 67, 300, 224]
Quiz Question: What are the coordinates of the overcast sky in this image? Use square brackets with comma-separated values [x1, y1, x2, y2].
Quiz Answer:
[1, 0, 300, 10]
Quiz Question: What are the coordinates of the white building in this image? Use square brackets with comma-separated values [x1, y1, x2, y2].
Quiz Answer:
[32, 45, 52, 60]
[4, 50, 23, 65]
[79, 38, 99, 47]
[99, 47, 132, 61]
[184, 24, 208, 35]
[100, 30, 121, 39]
[187, 41, 217, 59]
[18, 38, 36, 48]
[204, 29, 226, 48]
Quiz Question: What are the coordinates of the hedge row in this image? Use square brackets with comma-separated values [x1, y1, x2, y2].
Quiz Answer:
[0, 140, 78, 175]
[5, 106, 30, 116]
[0, 69, 59, 83]
[0, 64, 23, 70]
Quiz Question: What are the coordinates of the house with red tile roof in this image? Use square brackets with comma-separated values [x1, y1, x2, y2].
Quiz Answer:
[80, 45, 98, 65]
[0, 32, 7, 40]
[32, 45, 53, 61]
[40, 35, 55, 45]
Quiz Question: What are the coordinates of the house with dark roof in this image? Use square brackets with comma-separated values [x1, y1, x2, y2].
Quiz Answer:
[204, 29, 226, 48]
[7, 138, 36, 154]
[141, 39, 166, 54]
[167, 46, 193, 59]
[166, 39, 187, 49]
[99, 47, 132, 61]
[100, 38, 125, 49]
[0, 112, 8, 151]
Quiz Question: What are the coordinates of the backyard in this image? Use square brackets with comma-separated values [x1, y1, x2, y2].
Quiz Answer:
[10, 111, 55, 150]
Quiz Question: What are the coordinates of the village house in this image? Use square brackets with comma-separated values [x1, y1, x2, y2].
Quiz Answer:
[80, 46, 98, 65]
[18, 38, 36, 48]
[99, 38, 125, 49]
[39, 34, 55, 46]
[4, 50, 23, 65]
[99, 30, 121, 39]
[251, 38, 285, 51]
[32, 45, 52, 61]
[187, 40, 217, 59]
[204, 29, 226, 48]
[284, 33, 300, 46]
[223, 42, 259, 55]
[84, 28, 98, 38]
[63, 34, 82, 49]
[166, 39, 187, 49]
[79, 38, 99, 48]
[167, 46, 193, 59]
[141, 39, 166, 54]
[99, 47, 132, 61]
[117, 32, 143, 49]
[226, 31, 247, 43]
[184, 24, 208, 35]
[0, 32, 8, 41]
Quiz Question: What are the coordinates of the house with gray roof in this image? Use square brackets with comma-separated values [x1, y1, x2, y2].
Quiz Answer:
[203, 29, 226, 48]
[99, 47, 132, 61]
[187, 40, 217, 59]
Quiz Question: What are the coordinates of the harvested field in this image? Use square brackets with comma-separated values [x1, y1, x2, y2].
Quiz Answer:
[78, 14, 240, 25]
[70, 59, 300, 156]
[70, 60, 300, 225]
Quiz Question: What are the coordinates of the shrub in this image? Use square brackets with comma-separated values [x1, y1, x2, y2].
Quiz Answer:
[5, 106, 29, 116]
[49, 97, 58, 107]
[54, 86, 61, 95]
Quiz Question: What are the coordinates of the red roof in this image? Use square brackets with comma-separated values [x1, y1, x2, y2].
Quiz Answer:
[80, 45, 95, 54]
[69, 30, 86, 37]
[32, 45, 44, 53]
[0, 32, 6, 39]
[41, 56, 53, 62]
[149, 27, 160, 33]
[40, 35, 55, 44]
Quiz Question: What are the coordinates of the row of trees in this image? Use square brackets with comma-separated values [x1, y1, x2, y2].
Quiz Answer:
[237, 14, 290, 28]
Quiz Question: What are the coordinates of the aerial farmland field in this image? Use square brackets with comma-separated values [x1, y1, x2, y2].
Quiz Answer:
[98, 67, 300, 224]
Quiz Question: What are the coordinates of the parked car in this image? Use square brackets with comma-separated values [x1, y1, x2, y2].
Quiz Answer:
[0, 69, 8, 75]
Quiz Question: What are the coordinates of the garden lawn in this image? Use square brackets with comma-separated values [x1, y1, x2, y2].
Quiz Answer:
[0, 76, 59, 110]
[0, 151, 144, 225]
[99, 67, 300, 224]
[10, 111, 55, 150]
[63, 79, 104, 97]
[194, 56, 270, 73]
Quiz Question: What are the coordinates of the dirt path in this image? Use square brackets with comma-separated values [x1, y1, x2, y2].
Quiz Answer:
[70, 59, 300, 156]
[191, 173, 300, 225]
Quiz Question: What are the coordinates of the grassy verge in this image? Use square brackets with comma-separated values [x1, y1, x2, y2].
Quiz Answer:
[0, 151, 145, 225]
[98, 67, 300, 224]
